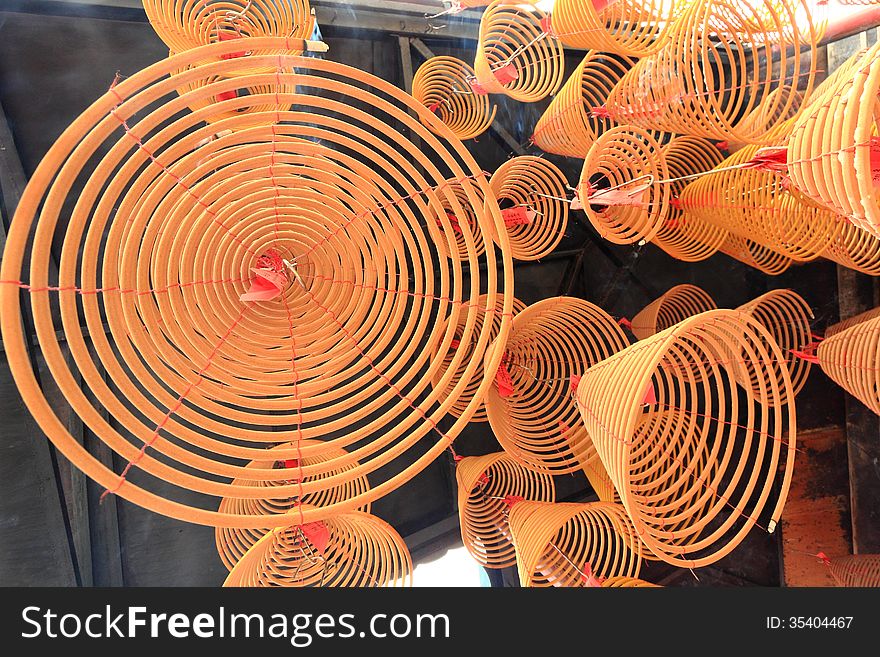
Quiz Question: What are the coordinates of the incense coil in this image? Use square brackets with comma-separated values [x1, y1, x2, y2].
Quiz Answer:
[605, 0, 820, 143]
[531, 51, 633, 158]
[484, 297, 630, 475]
[431, 295, 526, 422]
[456, 452, 555, 569]
[143, 0, 313, 57]
[549, 0, 678, 58]
[223, 508, 412, 587]
[215, 440, 371, 571]
[473, 1, 564, 102]
[824, 223, 880, 276]
[630, 285, 717, 340]
[653, 136, 727, 262]
[828, 555, 880, 587]
[826, 307, 880, 338]
[735, 290, 813, 400]
[787, 42, 880, 238]
[579, 127, 670, 245]
[412, 56, 497, 142]
[718, 235, 793, 275]
[602, 576, 659, 587]
[489, 156, 569, 261]
[0, 39, 515, 529]
[429, 178, 488, 261]
[816, 314, 880, 416]
[508, 501, 642, 587]
[576, 309, 797, 567]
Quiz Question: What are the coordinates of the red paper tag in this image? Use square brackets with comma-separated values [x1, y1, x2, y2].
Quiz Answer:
[477, 473, 490, 486]
[300, 521, 330, 555]
[558, 420, 571, 434]
[492, 62, 519, 86]
[503, 495, 525, 508]
[669, 197, 682, 210]
[791, 349, 820, 364]
[592, 0, 619, 12]
[569, 374, 582, 395]
[715, 141, 729, 151]
[570, 190, 583, 211]
[218, 31, 247, 59]
[869, 137, 880, 184]
[282, 459, 299, 470]
[427, 101, 441, 113]
[256, 249, 285, 273]
[588, 186, 647, 207]
[501, 206, 534, 227]
[590, 106, 612, 119]
[450, 338, 461, 350]
[540, 15, 554, 36]
[642, 382, 657, 406]
[816, 551, 832, 566]
[240, 268, 287, 302]
[468, 76, 488, 95]
[580, 561, 606, 587]
[617, 317, 632, 330]
[495, 361, 515, 397]
[216, 89, 238, 102]
[453, 453, 464, 463]
[743, 146, 788, 173]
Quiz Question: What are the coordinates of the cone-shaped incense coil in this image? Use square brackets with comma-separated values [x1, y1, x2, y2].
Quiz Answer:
[473, 1, 564, 102]
[0, 40, 514, 528]
[630, 285, 717, 340]
[223, 508, 412, 587]
[456, 452, 555, 568]
[531, 51, 633, 158]
[490, 156, 570, 261]
[579, 127, 670, 245]
[828, 554, 880, 587]
[412, 56, 497, 141]
[215, 440, 371, 571]
[826, 307, 880, 338]
[432, 295, 527, 422]
[576, 309, 797, 567]
[816, 313, 880, 416]
[485, 297, 629, 475]
[508, 501, 642, 587]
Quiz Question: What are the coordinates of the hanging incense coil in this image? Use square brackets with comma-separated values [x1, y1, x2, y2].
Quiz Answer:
[630, 285, 717, 340]
[508, 501, 642, 587]
[412, 56, 497, 142]
[653, 136, 727, 262]
[531, 51, 633, 158]
[490, 156, 569, 261]
[816, 314, 880, 416]
[824, 223, 880, 276]
[0, 39, 515, 529]
[718, 234, 793, 275]
[787, 42, 880, 238]
[605, 0, 820, 143]
[575, 309, 796, 567]
[602, 576, 659, 587]
[826, 307, 880, 338]
[456, 452, 555, 568]
[579, 127, 670, 245]
[548, 0, 678, 58]
[827, 554, 880, 587]
[429, 177, 488, 261]
[431, 294, 526, 422]
[484, 297, 630, 475]
[143, 0, 314, 57]
[473, 1, 564, 102]
[215, 440, 371, 571]
[736, 290, 814, 401]
[224, 508, 412, 587]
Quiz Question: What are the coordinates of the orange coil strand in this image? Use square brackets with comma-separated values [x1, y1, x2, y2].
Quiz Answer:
[531, 51, 633, 158]
[824, 223, 880, 276]
[473, 1, 564, 102]
[215, 440, 371, 571]
[223, 508, 412, 587]
[576, 309, 796, 567]
[602, 576, 659, 587]
[507, 501, 642, 587]
[826, 307, 880, 338]
[484, 297, 630, 475]
[605, 0, 820, 143]
[429, 178, 488, 262]
[827, 555, 880, 587]
[490, 156, 569, 261]
[579, 127, 670, 245]
[456, 452, 555, 568]
[431, 294, 526, 422]
[0, 39, 515, 529]
[816, 313, 880, 416]
[549, 0, 678, 57]
[412, 56, 497, 141]
[717, 234, 793, 275]
[630, 284, 717, 340]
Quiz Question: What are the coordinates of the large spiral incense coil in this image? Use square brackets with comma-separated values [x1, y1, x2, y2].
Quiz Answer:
[828, 555, 880, 587]
[431, 294, 526, 422]
[787, 42, 880, 238]
[412, 56, 497, 142]
[602, 576, 660, 587]
[456, 452, 555, 568]
[576, 309, 796, 567]
[223, 508, 412, 587]
[143, 0, 313, 57]
[630, 285, 717, 340]
[605, 0, 820, 143]
[653, 136, 727, 262]
[826, 307, 880, 338]
[507, 501, 642, 587]
[548, 0, 678, 58]
[736, 290, 813, 400]
[215, 441, 371, 571]
[484, 297, 629, 475]
[489, 156, 569, 261]
[0, 39, 515, 529]
[531, 51, 633, 158]
[473, 1, 564, 102]
[718, 234, 793, 275]
[816, 314, 880, 416]
[579, 127, 670, 245]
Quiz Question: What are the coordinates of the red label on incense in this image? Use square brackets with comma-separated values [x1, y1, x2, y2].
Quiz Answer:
[218, 31, 247, 59]
[300, 522, 330, 555]
[493, 62, 519, 86]
[592, 0, 619, 12]
[503, 495, 525, 508]
[468, 77, 488, 95]
[240, 268, 287, 302]
[215, 89, 238, 102]
[501, 206, 534, 227]
[642, 382, 657, 406]
[495, 361, 515, 397]
[569, 374, 582, 395]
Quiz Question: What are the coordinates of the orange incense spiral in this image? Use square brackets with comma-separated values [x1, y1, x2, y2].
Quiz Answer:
[630, 284, 717, 340]
[816, 312, 880, 416]
[828, 554, 880, 587]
